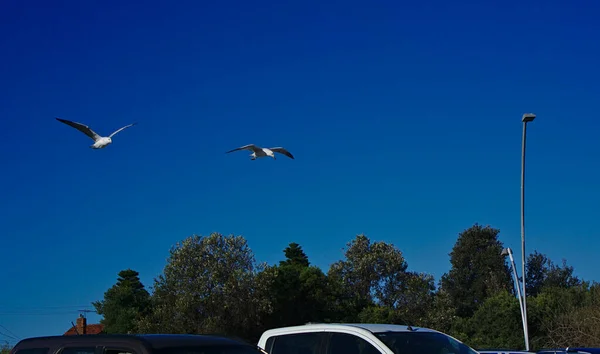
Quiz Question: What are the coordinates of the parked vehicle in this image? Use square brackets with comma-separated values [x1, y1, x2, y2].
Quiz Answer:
[538, 348, 600, 354]
[477, 350, 536, 354]
[565, 348, 600, 354]
[257, 323, 479, 354]
[9, 334, 264, 354]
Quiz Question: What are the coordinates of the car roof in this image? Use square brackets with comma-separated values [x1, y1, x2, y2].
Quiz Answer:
[341, 323, 439, 333]
[14, 334, 248, 350]
[260, 323, 441, 337]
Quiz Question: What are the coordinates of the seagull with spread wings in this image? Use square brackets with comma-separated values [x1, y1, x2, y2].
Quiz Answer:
[226, 144, 295, 160]
[55, 118, 137, 149]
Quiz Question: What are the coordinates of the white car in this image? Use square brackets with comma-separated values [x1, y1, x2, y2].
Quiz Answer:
[257, 323, 480, 354]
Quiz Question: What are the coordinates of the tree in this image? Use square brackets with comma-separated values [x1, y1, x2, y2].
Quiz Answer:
[136, 233, 272, 343]
[423, 288, 458, 334]
[357, 271, 435, 326]
[92, 269, 151, 334]
[327, 234, 435, 324]
[454, 290, 525, 349]
[279, 242, 309, 267]
[534, 282, 600, 348]
[266, 243, 329, 327]
[526, 251, 581, 297]
[440, 224, 513, 318]
[1, 343, 11, 354]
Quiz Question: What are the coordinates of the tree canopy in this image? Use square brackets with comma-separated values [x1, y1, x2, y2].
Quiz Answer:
[0, 343, 11, 354]
[92, 268, 150, 334]
[92, 224, 599, 349]
[440, 224, 513, 318]
[135, 233, 272, 342]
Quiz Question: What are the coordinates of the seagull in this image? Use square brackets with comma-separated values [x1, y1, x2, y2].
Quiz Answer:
[226, 144, 295, 160]
[55, 118, 137, 149]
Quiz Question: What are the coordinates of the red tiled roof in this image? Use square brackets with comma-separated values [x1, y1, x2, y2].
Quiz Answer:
[63, 324, 104, 336]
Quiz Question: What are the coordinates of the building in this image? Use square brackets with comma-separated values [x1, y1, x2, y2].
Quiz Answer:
[63, 315, 104, 335]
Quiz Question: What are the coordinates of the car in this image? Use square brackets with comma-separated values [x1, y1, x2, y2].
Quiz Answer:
[477, 350, 536, 354]
[538, 349, 600, 354]
[9, 334, 265, 354]
[565, 348, 600, 354]
[257, 323, 480, 354]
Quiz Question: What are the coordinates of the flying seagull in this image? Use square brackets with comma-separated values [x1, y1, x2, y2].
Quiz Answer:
[226, 144, 295, 160]
[55, 118, 137, 149]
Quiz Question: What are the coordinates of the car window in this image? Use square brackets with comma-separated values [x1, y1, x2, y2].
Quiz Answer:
[374, 331, 478, 354]
[263, 338, 275, 354]
[13, 348, 50, 354]
[154, 345, 265, 354]
[326, 333, 381, 354]
[269, 332, 327, 354]
[104, 348, 136, 354]
[61, 347, 97, 354]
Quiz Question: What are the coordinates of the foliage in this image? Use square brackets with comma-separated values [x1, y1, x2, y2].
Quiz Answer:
[440, 224, 513, 318]
[136, 233, 272, 343]
[454, 290, 525, 349]
[0, 343, 11, 354]
[91, 223, 599, 350]
[92, 268, 151, 334]
[532, 282, 599, 348]
[327, 234, 435, 325]
[264, 243, 330, 328]
[526, 251, 581, 297]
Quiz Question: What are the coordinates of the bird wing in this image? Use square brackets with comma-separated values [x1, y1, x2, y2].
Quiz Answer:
[269, 147, 294, 159]
[108, 122, 137, 138]
[226, 144, 260, 153]
[55, 118, 101, 141]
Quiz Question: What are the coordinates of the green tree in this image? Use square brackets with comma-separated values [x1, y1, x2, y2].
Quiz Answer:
[526, 251, 581, 297]
[137, 233, 272, 343]
[328, 234, 435, 324]
[279, 242, 309, 267]
[423, 288, 458, 334]
[532, 282, 598, 348]
[357, 271, 435, 326]
[92, 269, 151, 334]
[543, 283, 600, 347]
[266, 243, 330, 327]
[440, 224, 513, 318]
[454, 290, 525, 350]
[1, 342, 11, 354]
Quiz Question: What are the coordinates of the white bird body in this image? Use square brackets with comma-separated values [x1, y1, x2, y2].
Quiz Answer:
[55, 118, 136, 149]
[92, 136, 113, 149]
[226, 144, 294, 160]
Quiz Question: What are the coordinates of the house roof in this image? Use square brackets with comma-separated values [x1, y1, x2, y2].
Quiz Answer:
[63, 324, 104, 336]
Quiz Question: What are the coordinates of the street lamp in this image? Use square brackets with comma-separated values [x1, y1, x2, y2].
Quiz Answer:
[502, 247, 528, 350]
[520, 112, 535, 351]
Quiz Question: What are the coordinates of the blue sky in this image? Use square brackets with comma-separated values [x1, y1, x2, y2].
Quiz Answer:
[1, 0, 599, 343]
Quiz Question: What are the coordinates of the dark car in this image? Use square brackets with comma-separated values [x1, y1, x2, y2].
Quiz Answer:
[538, 348, 600, 354]
[9, 334, 265, 354]
[477, 350, 536, 354]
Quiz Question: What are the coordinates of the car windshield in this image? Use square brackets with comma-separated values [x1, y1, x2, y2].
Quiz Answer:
[154, 345, 264, 354]
[374, 331, 479, 354]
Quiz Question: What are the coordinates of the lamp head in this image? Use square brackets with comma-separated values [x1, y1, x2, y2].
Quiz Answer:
[522, 113, 536, 122]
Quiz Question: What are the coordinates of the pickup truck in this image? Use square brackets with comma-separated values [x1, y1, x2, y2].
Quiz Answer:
[257, 323, 480, 354]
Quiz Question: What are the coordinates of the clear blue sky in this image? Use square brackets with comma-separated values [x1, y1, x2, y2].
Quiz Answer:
[1, 0, 599, 344]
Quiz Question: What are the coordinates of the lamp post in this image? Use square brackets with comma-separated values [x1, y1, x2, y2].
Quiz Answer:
[502, 247, 528, 349]
[521, 112, 535, 351]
